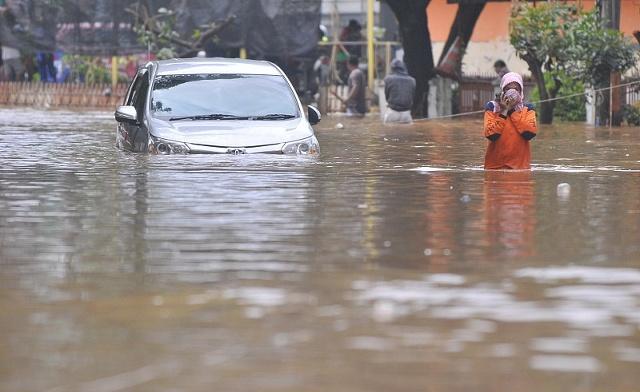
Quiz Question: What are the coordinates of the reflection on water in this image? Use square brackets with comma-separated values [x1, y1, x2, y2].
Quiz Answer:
[1, 108, 639, 391]
[484, 171, 535, 259]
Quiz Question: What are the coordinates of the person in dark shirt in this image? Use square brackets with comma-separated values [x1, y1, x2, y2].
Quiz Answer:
[336, 20, 364, 84]
[339, 19, 363, 58]
[383, 59, 415, 123]
[345, 55, 366, 117]
[492, 59, 510, 95]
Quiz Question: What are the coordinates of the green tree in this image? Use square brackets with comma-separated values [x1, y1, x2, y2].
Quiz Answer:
[510, 2, 637, 125]
[563, 9, 637, 125]
[529, 70, 586, 122]
[509, 2, 575, 124]
[126, 4, 234, 59]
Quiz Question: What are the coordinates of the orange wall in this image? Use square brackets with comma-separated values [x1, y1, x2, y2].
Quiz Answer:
[427, 0, 639, 42]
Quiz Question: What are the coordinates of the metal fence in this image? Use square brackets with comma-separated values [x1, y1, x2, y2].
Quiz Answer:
[317, 40, 402, 84]
[4, 77, 634, 114]
[457, 76, 536, 114]
[623, 79, 640, 106]
[0, 82, 127, 108]
[457, 76, 640, 116]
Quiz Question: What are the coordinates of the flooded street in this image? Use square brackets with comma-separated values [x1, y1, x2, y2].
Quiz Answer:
[1, 107, 639, 392]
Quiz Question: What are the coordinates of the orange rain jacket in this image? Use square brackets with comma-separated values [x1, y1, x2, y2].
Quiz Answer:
[483, 102, 537, 169]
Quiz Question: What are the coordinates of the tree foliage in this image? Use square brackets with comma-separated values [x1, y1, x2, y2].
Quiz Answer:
[130, 7, 180, 59]
[510, 2, 637, 124]
[126, 4, 234, 59]
[529, 70, 586, 122]
[509, 2, 575, 123]
[563, 10, 637, 86]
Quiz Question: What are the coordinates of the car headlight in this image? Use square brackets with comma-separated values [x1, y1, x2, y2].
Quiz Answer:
[282, 136, 320, 155]
[149, 136, 190, 155]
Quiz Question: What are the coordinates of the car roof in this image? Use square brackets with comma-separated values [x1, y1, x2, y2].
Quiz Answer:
[154, 58, 282, 76]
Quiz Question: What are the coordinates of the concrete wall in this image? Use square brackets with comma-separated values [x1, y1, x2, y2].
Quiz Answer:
[428, 0, 640, 77]
[432, 41, 531, 77]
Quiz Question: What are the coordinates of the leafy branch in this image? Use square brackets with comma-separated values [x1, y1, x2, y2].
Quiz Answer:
[125, 4, 235, 59]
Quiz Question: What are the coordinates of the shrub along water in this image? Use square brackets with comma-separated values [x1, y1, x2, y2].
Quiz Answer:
[622, 104, 640, 126]
[528, 71, 586, 122]
[510, 3, 637, 125]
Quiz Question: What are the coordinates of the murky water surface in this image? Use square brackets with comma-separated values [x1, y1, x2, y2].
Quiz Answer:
[1, 108, 639, 391]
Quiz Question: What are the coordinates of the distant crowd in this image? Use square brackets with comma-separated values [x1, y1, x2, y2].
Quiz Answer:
[0, 49, 142, 84]
[1, 49, 58, 82]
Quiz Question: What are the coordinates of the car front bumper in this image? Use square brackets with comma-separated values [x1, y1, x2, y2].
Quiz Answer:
[186, 143, 285, 154]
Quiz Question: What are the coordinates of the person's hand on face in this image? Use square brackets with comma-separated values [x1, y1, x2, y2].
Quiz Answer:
[502, 91, 519, 109]
[500, 82, 521, 112]
[500, 94, 514, 110]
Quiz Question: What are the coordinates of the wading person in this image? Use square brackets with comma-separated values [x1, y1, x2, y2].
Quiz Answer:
[336, 20, 363, 83]
[383, 59, 415, 124]
[483, 72, 537, 170]
[344, 55, 366, 117]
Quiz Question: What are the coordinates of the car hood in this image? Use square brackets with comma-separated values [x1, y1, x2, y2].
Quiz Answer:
[150, 117, 312, 148]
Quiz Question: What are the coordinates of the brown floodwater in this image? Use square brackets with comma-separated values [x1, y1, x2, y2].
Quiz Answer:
[1, 107, 639, 392]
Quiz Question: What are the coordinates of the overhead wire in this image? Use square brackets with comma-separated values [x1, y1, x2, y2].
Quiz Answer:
[413, 79, 640, 121]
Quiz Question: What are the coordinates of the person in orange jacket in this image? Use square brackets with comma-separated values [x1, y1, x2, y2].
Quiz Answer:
[483, 72, 537, 170]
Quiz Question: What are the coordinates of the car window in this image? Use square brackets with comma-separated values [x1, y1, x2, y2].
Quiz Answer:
[126, 70, 148, 107]
[134, 74, 150, 122]
[150, 74, 300, 119]
[123, 74, 139, 106]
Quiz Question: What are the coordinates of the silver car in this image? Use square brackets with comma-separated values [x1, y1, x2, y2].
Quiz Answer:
[114, 58, 320, 155]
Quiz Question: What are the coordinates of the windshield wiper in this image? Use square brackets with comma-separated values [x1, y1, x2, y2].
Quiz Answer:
[170, 114, 250, 121]
[251, 114, 297, 120]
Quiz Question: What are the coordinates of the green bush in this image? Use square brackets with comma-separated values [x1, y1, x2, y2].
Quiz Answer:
[529, 71, 586, 122]
[622, 104, 640, 126]
[510, 3, 637, 124]
[63, 55, 111, 85]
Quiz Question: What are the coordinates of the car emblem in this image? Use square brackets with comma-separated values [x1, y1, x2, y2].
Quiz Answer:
[227, 148, 246, 155]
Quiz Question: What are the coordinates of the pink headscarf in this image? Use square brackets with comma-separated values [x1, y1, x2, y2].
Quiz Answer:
[491, 72, 525, 112]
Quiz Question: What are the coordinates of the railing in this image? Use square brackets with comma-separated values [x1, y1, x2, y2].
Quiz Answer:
[11, 76, 630, 117]
[0, 82, 127, 109]
[458, 76, 536, 114]
[317, 85, 351, 114]
[457, 76, 640, 116]
[623, 78, 640, 106]
[317, 40, 403, 86]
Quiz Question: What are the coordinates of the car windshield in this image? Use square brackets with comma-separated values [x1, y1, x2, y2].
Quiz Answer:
[150, 74, 300, 120]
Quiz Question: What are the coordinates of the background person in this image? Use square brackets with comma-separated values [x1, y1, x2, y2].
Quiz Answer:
[313, 54, 330, 87]
[483, 72, 537, 170]
[344, 55, 366, 117]
[339, 19, 363, 58]
[492, 59, 510, 95]
[337, 19, 363, 83]
[0, 45, 23, 81]
[383, 59, 415, 124]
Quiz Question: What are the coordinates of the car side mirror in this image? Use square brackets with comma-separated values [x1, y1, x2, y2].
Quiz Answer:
[307, 105, 321, 125]
[115, 105, 138, 125]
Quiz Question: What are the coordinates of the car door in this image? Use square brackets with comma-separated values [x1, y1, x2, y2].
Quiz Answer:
[118, 69, 150, 152]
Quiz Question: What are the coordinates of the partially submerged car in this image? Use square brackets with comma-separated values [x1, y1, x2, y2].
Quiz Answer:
[114, 58, 320, 155]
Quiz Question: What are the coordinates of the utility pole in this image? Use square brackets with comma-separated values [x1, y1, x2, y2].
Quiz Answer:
[598, 0, 621, 126]
[367, 0, 375, 90]
[111, 0, 121, 91]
